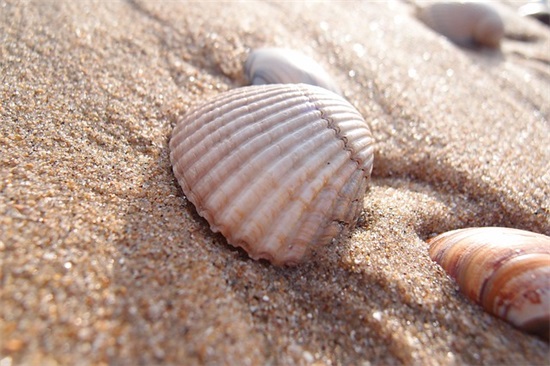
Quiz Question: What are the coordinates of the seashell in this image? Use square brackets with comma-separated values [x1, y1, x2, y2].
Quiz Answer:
[518, 2, 550, 26]
[244, 48, 341, 95]
[170, 83, 374, 266]
[417, 2, 505, 48]
[428, 227, 550, 340]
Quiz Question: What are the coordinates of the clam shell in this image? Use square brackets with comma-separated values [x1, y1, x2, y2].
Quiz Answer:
[244, 48, 341, 95]
[170, 84, 374, 266]
[428, 227, 550, 340]
[417, 2, 505, 48]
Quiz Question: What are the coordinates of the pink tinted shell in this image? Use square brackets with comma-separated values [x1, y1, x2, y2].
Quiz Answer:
[170, 84, 374, 266]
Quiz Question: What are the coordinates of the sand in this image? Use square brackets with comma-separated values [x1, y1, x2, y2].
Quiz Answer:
[1, 0, 549, 365]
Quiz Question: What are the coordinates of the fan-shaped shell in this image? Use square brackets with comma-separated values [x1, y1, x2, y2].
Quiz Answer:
[417, 2, 505, 48]
[170, 84, 374, 266]
[428, 227, 550, 340]
[244, 48, 341, 95]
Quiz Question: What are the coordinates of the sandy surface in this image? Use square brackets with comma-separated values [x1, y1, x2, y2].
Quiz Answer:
[1, 0, 549, 365]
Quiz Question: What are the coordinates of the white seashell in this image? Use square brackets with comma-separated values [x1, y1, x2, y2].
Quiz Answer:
[428, 227, 550, 340]
[244, 48, 341, 95]
[518, 2, 550, 26]
[170, 84, 374, 266]
[417, 2, 505, 48]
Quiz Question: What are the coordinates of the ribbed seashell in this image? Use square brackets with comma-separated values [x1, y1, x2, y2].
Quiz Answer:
[244, 48, 341, 95]
[428, 227, 550, 340]
[170, 84, 374, 266]
[417, 2, 505, 48]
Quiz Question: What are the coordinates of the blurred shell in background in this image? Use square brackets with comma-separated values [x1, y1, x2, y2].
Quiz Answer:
[428, 227, 550, 341]
[244, 47, 341, 95]
[170, 84, 374, 266]
[518, 1, 550, 26]
[417, 2, 505, 48]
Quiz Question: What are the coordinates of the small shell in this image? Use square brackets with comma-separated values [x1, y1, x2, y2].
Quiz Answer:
[170, 84, 374, 266]
[518, 2, 550, 26]
[417, 2, 505, 48]
[244, 48, 341, 95]
[428, 227, 550, 340]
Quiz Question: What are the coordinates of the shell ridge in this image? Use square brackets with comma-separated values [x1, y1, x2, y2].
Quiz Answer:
[204, 105, 335, 245]
[259, 85, 371, 252]
[223, 138, 342, 261]
[228, 128, 343, 252]
[191, 110, 316, 193]
[332, 167, 367, 224]
[176, 85, 304, 144]
[306, 162, 363, 245]
[253, 85, 371, 259]
[302, 86, 374, 175]
[198, 108, 328, 217]
[178, 92, 314, 188]
[175, 86, 262, 135]
[215, 125, 330, 222]
[173, 86, 313, 175]
[173, 87, 309, 171]
[262, 147, 352, 261]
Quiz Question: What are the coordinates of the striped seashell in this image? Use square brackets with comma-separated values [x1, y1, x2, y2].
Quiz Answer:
[170, 84, 374, 266]
[417, 2, 505, 48]
[244, 48, 341, 95]
[428, 227, 550, 340]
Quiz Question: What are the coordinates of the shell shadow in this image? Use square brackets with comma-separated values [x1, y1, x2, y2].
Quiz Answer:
[371, 152, 549, 238]
[111, 127, 277, 363]
[221, 241, 550, 364]
[112, 124, 548, 364]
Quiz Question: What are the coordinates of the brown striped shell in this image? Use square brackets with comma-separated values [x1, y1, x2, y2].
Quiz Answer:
[170, 84, 374, 266]
[428, 227, 550, 340]
[417, 2, 505, 48]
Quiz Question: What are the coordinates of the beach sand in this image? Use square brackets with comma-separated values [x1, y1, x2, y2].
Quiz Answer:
[1, 0, 549, 364]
